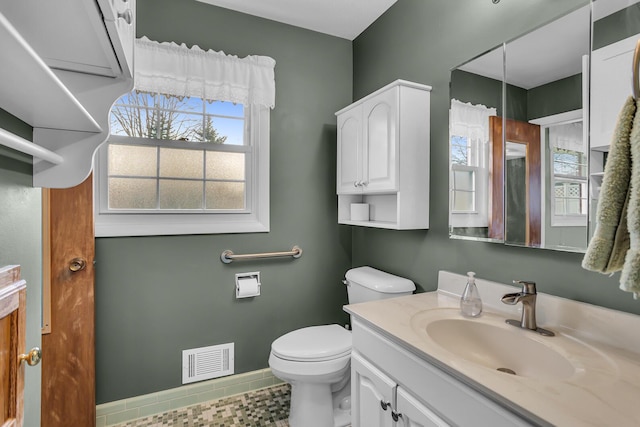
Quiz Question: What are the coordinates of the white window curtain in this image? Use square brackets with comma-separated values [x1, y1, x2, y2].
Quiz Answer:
[549, 122, 584, 153]
[449, 99, 497, 228]
[449, 99, 497, 148]
[134, 36, 276, 108]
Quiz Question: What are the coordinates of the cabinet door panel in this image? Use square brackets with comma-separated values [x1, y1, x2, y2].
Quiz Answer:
[352, 352, 395, 427]
[397, 387, 449, 427]
[590, 34, 638, 150]
[337, 109, 362, 194]
[362, 88, 398, 192]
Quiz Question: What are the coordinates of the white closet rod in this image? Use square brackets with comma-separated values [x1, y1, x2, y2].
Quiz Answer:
[0, 127, 63, 164]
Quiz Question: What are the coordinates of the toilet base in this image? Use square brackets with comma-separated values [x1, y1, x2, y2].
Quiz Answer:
[287, 377, 351, 427]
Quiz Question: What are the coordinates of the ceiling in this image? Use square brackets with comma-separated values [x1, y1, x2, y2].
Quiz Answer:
[459, 5, 591, 90]
[195, 0, 398, 40]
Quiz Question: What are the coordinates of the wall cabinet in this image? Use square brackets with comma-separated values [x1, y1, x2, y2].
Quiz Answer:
[351, 319, 532, 427]
[0, 0, 135, 188]
[336, 80, 431, 229]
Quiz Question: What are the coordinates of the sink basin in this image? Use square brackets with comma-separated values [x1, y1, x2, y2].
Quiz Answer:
[424, 317, 575, 380]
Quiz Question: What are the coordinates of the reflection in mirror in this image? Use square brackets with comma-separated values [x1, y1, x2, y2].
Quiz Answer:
[449, 45, 504, 243]
[504, 5, 590, 251]
[449, 4, 591, 252]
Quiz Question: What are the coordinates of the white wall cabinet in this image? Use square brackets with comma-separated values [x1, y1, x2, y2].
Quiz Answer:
[0, 0, 135, 188]
[336, 80, 431, 229]
[352, 352, 447, 427]
[590, 34, 639, 152]
[350, 319, 533, 427]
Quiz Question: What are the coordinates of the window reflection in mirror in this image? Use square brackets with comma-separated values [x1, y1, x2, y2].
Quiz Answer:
[449, 45, 504, 242]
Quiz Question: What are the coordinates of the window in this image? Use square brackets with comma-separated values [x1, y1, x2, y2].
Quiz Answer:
[449, 99, 496, 228]
[450, 135, 478, 213]
[547, 121, 587, 227]
[95, 93, 269, 236]
[551, 143, 588, 226]
[94, 37, 274, 237]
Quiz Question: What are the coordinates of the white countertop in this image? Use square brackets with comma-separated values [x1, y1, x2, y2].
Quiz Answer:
[344, 271, 640, 427]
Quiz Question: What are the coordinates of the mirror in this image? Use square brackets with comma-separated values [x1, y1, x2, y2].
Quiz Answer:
[449, 5, 591, 251]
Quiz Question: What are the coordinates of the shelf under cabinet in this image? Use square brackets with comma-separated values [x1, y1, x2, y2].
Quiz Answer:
[0, 11, 101, 133]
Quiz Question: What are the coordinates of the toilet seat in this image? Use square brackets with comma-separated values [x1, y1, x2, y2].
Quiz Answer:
[271, 324, 352, 362]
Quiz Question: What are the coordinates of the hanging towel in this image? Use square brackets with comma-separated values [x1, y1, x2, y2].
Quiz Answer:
[582, 96, 636, 273]
[620, 99, 640, 299]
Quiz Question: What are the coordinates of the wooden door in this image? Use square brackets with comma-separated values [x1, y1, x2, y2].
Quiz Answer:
[41, 175, 95, 427]
[0, 265, 27, 427]
[490, 117, 541, 246]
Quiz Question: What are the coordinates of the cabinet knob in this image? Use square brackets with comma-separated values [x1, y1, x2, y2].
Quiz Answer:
[391, 411, 403, 422]
[380, 400, 391, 411]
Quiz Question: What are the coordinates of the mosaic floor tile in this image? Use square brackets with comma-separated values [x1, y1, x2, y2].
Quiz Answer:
[112, 384, 292, 427]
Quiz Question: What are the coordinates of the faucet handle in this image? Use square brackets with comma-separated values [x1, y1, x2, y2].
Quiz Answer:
[513, 280, 536, 294]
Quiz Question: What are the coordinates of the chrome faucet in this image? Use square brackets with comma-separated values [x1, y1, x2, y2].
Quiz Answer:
[501, 280, 554, 337]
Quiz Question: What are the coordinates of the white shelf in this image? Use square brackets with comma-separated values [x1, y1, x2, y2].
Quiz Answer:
[339, 219, 402, 229]
[0, 11, 101, 133]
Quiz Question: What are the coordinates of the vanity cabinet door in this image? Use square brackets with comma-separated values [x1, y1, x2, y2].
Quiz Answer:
[352, 352, 395, 427]
[337, 106, 363, 194]
[396, 387, 449, 427]
[361, 86, 398, 193]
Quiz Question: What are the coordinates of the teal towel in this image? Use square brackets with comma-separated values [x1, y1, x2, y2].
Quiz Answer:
[620, 99, 640, 299]
[582, 96, 636, 274]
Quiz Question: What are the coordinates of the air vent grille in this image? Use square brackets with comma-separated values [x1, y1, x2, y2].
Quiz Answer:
[182, 343, 234, 384]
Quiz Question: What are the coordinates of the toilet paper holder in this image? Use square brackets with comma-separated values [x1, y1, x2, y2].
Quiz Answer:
[235, 272, 261, 298]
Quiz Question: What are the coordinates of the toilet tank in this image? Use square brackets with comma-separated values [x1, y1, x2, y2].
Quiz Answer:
[345, 266, 415, 304]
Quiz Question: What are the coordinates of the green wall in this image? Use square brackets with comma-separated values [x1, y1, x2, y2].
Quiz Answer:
[95, 0, 353, 403]
[351, 0, 640, 312]
[0, 111, 41, 427]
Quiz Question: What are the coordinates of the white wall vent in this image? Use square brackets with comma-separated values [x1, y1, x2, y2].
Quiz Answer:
[182, 343, 234, 384]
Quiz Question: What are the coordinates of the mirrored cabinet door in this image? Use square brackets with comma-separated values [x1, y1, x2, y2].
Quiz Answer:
[449, 45, 504, 243]
[504, 5, 590, 251]
[449, 3, 591, 252]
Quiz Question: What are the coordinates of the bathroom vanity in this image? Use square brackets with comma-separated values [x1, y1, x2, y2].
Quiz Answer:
[345, 271, 640, 426]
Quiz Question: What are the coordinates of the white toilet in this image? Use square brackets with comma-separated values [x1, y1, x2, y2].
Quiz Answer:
[268, 266, 416, 427]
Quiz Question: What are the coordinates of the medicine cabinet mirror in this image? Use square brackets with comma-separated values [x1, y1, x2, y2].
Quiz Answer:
[448, 4, 591, 252]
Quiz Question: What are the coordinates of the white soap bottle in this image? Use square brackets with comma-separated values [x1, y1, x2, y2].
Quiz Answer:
[460, 271, 482, 317]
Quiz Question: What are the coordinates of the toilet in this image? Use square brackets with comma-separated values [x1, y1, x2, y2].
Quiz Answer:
[268, 266, 416, 427]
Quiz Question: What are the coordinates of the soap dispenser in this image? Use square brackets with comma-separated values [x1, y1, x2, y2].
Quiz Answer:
[460, 272, 482, 317]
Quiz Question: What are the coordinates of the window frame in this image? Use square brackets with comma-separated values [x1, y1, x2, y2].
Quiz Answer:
[449, 134, 489, 228]
[94, 103, 270, 237]
[530, 109, 587, 228]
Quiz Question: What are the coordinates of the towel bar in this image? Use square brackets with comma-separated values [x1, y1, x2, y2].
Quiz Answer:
[220, 246, 302, 264]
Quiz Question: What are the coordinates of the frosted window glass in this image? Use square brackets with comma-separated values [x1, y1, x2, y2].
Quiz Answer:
[109, 178, 157, 209]
[108, 145, 157, 177]
[159, 180, 203, 209]
[206, 182, 245, 209]
[453, 191, 474, 211]
[206, 152, 245, 180]
[159, 148, 203, 179]
[453, 170, 474, 191]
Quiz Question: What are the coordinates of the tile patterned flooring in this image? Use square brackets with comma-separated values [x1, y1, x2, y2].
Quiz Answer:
[112, 384, 291, 427]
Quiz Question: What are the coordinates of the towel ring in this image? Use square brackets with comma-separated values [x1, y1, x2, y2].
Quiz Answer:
[633, 39, 640, 100]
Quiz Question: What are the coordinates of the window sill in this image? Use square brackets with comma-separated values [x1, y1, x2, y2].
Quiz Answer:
[95, 213, 269, 237]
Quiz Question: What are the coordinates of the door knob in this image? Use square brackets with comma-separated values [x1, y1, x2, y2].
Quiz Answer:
[69, 257, 87, 272]
[19, 347, 42, 366]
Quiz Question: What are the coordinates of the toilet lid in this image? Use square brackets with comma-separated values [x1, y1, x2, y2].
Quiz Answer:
[271, 324, 352, 362]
